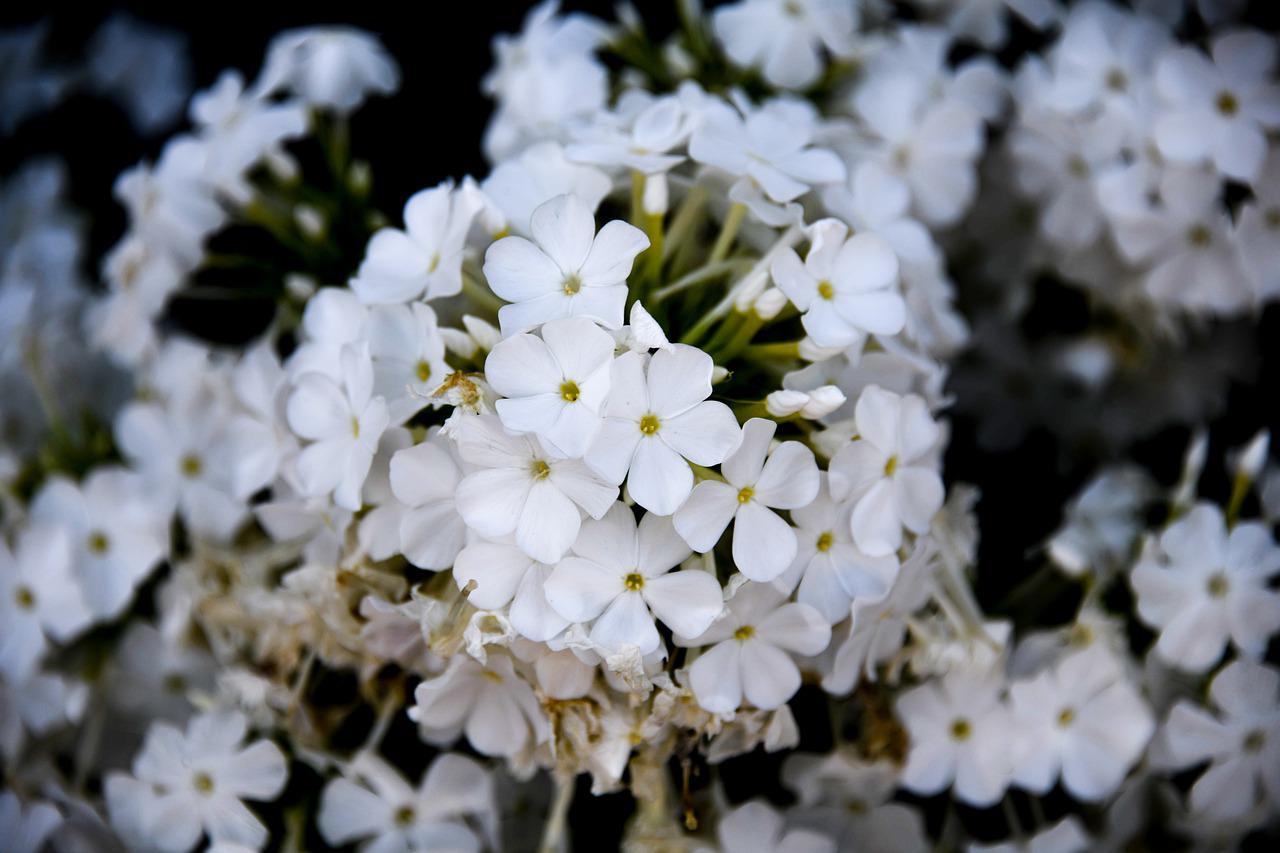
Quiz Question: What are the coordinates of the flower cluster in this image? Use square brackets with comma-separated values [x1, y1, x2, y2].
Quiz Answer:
[2, 2, 1278, 851]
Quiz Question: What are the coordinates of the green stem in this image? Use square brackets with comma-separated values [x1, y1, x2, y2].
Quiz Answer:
[688, 461, 726, 482]
[742, 340, 802, 361]
[651, 259, 737, 303]
[1225, 472, 1250, 527]
[699, 310, 744, 352]
[708, 202, 746, 265]
[713, 311, 765, 362]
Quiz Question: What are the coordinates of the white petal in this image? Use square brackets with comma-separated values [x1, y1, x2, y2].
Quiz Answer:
[589, 591, 660, 654]
[721, 417, 776, 488]
[688, 641, 743, 714]
[739, 639, 801, 710]
[732, 502, 797, 582]
[673, 480, 740, 553]
[516, 481, 581, 563]
[544, 557, 624, 623]
[644, 571, 723, 639]
[659, 401, 742, 467]
[578, 220, 649, 287]
[531, 194, 596, 273]
[628, 438, 695, 516]
[753, 441, 819, 509]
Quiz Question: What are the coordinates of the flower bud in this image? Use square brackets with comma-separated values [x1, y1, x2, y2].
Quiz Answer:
[753, 287, 788, 320]
[801, 385, 846, 419]
[766, 390, 808, 417]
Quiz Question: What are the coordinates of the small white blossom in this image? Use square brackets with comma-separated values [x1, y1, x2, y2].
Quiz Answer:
[676, 418, 820, 582]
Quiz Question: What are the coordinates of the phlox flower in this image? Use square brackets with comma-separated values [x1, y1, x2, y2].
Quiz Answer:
[779, 474, 898, 624]
[30, 467, 166, 620]
[486, 316, 615, 456]
[1130, 503, 1280, 673]
[367, 303, 450, 425]
[104, 711, 288, 853]
[453, 413, 616, 563]
[712, 0, 858, 90]
[286, 343, 390, 512]
[482, 193, 649, 335]
[585, 344, 741, 516]
[896, 667, 1013, 807]
[409, 653, 548, 759]
[388, 434, 470, 570]
[709, 799, 835, 853]
[677, 582, 830, 714]
[318, 752, 494, 852]
[255, 26, 399, 113]
[675, 417, 820, 582]
[1162, 659, 1280, 820]
[351, 181, 481, 304]
[452, 539, 568, 642]
[828, 385, 944, 558]
[0, 525, 91, 683]
[544, 502, 723, 655]
[770, 218, 905, 349]
[1008, 644, 1155, 802]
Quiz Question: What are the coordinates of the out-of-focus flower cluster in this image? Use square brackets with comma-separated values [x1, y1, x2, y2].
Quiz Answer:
[2, 2, 1278, 851]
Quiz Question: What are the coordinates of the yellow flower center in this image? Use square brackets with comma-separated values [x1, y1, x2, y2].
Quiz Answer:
[427, 252, 441, 274]
[1206, 572, 1229, 598]
[733, 625, 755, 641]
[164, 673, 187, 694]
[638, 413, 661, 435]
[14, 585, 35, 610]
[180, 454, 203, 478]
[87, 531, 110, 555]
[1057, 707, 1076, 728]
[623, 572, 645, 591]
[816, 532, 834, 552]
[560, 381, 581, 403]
[817, 280, 835, 300]
[1187, 224, 1212, 247]
[531, 460, 552, 480]
[395, 805, 416, 826]
[950, 718, 972, 742]
[883, 455, 899, 476]
[1215, 91, 1239, 116]
[481, 668, 504, 683]
[192, 771, 215, 795]
[416, 360, 433, 383]
[1105, 68, 1128, 91]
[562, 273, 583, 296]
[1243, 728, 1266, 753]
[351, 416, 361, 438]
[737, 486, 754, 504]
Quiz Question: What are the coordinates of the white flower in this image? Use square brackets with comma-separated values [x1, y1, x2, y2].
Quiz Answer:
[478, 141, 610, 237]
[256, 27, 398, 113]
[828, 386, 944, 558]
[482, 193, 648, 335]
[770, 219, 904, 349]
[544, 502, 722, 655]
[822, 542, 934, 694]
[1129, 503, 1280, 673]
[87, 14, 190, 133]
[851, 75, 984, 226]
[115, 395, 248, 542]
[712, 0, 857, 89]
[388, 435, 470, 570]
[896, 668, 1013, 807]
[104, 711, 288, 853]
[1008, 644, 1155, 802]
[780, 474, 898, 624]
[585, 345, 741, 516]
[1162, 659, 1280, 820]
[782, 752, 929, 852]
[29, 468, 166, 620]
[350, 181, 481, 304]
[689, 98, 846, 206]
[453, 414, 616, 563]
[367, 303, 450, 425]
[675, 417, 819, 582]
[189, 70, 307, 200]
[1047, 466, 1154, 579]
[1, 525, 92, 682]
[1153, 30, 1280, 183]
[286, 343, 390, 511]
[409, 653, 548, 758]
[486, 316, 615, 456]
[566, 93, 692, 175]
[0, 792, 61, 853]
[710, 800, 835, 853]
[677, 582, 830, 714]
[114, 139, 224, 266]
[318, 752, 494, 852]
[452, 539, 568, 642]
